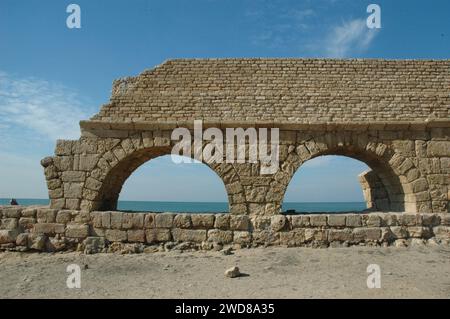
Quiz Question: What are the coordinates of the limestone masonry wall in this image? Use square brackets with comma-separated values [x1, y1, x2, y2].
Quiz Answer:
[42, 58, 450, 217]
[92, 59, 450, 123]
[1, 206, 449, 253]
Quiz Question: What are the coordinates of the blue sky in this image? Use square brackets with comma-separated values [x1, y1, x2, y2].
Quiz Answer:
[0, 0, 448, 202]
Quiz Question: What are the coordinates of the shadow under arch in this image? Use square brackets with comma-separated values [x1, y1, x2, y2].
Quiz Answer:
[93, 146, 230, 211]
[282, 144, 413, 212]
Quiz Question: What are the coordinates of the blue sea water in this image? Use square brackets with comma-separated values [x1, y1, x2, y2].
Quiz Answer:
[0, 198, 366, 213]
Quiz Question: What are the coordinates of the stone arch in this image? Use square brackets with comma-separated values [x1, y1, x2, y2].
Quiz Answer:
[276, 132, 430, 213]
[79, 135, 246, 214]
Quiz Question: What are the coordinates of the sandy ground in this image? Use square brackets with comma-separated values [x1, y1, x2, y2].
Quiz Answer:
[1, 245, 449, 299]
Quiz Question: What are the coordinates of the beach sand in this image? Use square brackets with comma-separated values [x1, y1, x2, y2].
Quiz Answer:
[1, 245, 449, 299]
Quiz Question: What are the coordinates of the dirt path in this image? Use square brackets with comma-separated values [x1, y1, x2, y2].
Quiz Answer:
[1, 245, 449, 299]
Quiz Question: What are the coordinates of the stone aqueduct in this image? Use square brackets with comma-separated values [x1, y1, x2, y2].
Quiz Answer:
[1, 58, 449, 252]
[43, 59, 449, 215]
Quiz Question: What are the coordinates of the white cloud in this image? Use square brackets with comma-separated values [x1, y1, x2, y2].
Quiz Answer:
[0, 71, 95, 141]
[323, 18, 378, 58]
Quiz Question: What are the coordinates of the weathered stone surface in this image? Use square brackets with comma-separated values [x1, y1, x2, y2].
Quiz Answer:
[110, 212, 123, 229]
[407, 226, 432, 238]
[346, 215, 362, 227]
[390, 226, 408, 239]
[328, 229, 353, 242]
[224, 266, 240, 278]
[304, 229, 327, 242]
[37, 208, 58, 223]
[145, 228, 172, 243]
[127, 230, 146, 242]
[327, 215, 346, 227]
[155, 213, 175, 228]
[191, 214, 215, 229]
[0, 218, 18, 230]
[56, 210, 73, 224]
[2, 207, 22, 218]
[400, 214, 421, 226]
[270, 215, 288, 232]
[135, 213, 151, 229]
[0, 230, 18, 244]
[352, 228, 381, 242]
[366, 214, 382, 227]
[33, 223, 65, 235]
[173, 214, 192, 229]
[290, 215, 309, 228]
[65, 224, 89, 238]
[122, 213, 144, 229]
[230, 215, 250, 231]
[433, 226, 450, 240]
[19, 217, 36, 230]
[280, 229, 306, 247]
[172, 229, 207, 243]
[214, 214, 230, 230]
[207, 229, 233, 244]
[233, 231, 252, 245]
[105, 229, 127, 242]
[309, 215, 327, 227]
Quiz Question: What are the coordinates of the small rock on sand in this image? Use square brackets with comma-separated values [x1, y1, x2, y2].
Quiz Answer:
[224, 266, 240, 278]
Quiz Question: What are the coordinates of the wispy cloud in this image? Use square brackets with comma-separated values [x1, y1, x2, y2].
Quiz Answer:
[249, 6, 316, 49]
[323, 18, 378, 58]
[0, 71, 95, 141]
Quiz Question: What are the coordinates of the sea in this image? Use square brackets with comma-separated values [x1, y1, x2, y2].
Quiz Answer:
[0, 198, 366, 213]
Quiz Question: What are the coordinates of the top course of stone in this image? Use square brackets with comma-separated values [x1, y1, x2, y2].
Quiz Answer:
[89, 58, 450, 125]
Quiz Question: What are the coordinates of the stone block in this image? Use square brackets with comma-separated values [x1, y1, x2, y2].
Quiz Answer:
[390, 226, 408, 239]
[230, 215, 250, 231]
[0, 229, 19, 244]
[2, 207, 22, 218]
[191, 214, 215, 229]
[173, 214, 192, 229]
[0, 218, 18, 230]
[433, 226, 450, 240]
[33, 223, 65, 235]
[407, 226, 431, 238]
[304, 229, 327, 242]
[280, 229, 306, 247]
[145, 228, 172, 243]
[346, 215, 362, 227]
[19, 217, 36, 230]
[110, 212, 123, 229]
[400, 213, 421, 226]
[56, 210, 73, 224]
[366, 214, 382, 227]
[155, 213, 175, 228]
[214, 214, 230, 230]
[271, 215, 288, 232]
[105, 229, 127, 242]
[207, 229, 233, 244]
[328, 229, 353, 242]
[233, 231, 252, 245]
[172, 229, 207, 243]
[21, 208, 37, 218]
[252, 230, 280, 245]
[290, 215, 310, 228]
[65, 224, 90, 238]
[327, 215, 346, 227]
[63, 183, 83, 199]
[144, 213, 155, 228]
[352, 227, 381, 242]
[122, 213, 144, 229]
[127, 230, 146, 242]
[37, 208, 58, 223]
[309, 215, 327, 227]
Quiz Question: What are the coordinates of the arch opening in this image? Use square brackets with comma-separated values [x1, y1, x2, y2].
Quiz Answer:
[94, 149, 229, 213]
[282, 148, 409, 213]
